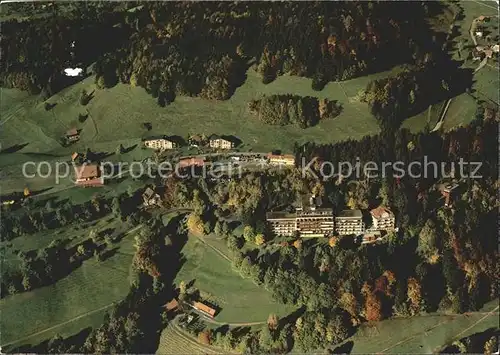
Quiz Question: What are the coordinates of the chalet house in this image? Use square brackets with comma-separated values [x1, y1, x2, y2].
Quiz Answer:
[178, 157, 205, 169]
[143, 136, 177, 151]
[267, 153, 295, 166]
[335, 210, 364, 236]
[440, 183, 459, 208]
[74, 164, 104, 187]
[192, 301, 217, 318]
[209, 135, 235, 150]
[370, 206, 395, 231]
[66, 128, 80, 142]
[142, 187, 161, 207]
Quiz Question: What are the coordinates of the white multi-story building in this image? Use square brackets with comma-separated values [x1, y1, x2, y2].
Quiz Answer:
[335, 210, 364, 236]
[143, 136, 177, 150]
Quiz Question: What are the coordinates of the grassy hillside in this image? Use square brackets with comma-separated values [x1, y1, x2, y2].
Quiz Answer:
[341, 300, 499, 354]
[0, 222, 139, 350]
[175, 236, 295, 323]
[0, 67, 386, 156]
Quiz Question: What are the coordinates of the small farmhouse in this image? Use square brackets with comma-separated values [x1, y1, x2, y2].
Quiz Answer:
[74, 164, 104, 187]
[66, 128, 80, 142]
[192, 301, 217, 318]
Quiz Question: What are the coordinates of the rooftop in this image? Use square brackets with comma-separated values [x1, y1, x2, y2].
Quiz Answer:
[209, 134, 236, 143]
[74, 164, 100, 179]
[143, 187, 155, 199]
[165, 298, 179, 311]
[266, 211, 296, 220]
[178, 157, 205, 167]
[267, 153, 295, 160]
[370, 206, 393, 219]
[143, 135, 173, 141]
[192, 301, 216, 317]
[66, 128, 78, 136]
[336, 209, 362, 218]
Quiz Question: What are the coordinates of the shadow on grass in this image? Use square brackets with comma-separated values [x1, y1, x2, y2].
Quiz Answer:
[0, 143, 29, 154]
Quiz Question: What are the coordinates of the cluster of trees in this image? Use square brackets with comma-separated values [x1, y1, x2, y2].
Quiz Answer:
[1, 233, 105, 297]
[1, 187, 145, 243]
[441, 328, 499, 354]
[196, 309, 350, 353]
[248, 94, 342, 128]
[0, 195, 112, 242]
[362, 60, 471, 130]
[2, 2, 446, 101]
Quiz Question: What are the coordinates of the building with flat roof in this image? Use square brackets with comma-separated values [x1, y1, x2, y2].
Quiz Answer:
[266, 194, 334, 237]
[335, 209, 364, 235]
[209, 135, 235, 149]
[296, 208, 334, 237]
[266, 211, 297, 237]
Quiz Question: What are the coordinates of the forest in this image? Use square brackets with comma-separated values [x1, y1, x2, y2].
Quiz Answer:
[248, 94, 342, 128]
[1, 2, 449, 102]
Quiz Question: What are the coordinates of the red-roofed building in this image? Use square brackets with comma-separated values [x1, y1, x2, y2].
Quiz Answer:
[370, 206, 395, 231]
[164, 298, 179, 312]
[178, 157, 205, 168]
[192, 301, 216, 318]
[74, 164, 104, 187]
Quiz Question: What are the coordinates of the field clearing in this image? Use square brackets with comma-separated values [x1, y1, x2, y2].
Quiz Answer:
[442, 93, 479, 130]
[0, 66, 389, 157]
[345, 300, 499, 354]
[402, 100, 447, 133]
[0, 224, 139, 350]
[175, 236, 295, 323]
